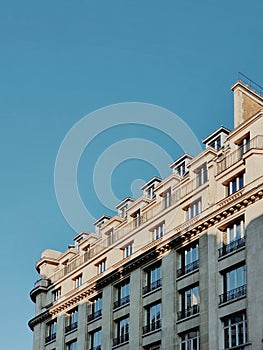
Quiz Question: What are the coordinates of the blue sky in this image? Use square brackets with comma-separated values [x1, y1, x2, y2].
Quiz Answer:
[1, 1, 262, 349]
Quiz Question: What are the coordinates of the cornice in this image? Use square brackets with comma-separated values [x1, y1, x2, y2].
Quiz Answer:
[28, 186, 263, 330]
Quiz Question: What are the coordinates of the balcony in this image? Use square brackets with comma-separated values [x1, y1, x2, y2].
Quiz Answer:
[218, 237, 246, 258]
[219, 285, 247, 304]
[216, 135, 263, 175]
[65, 321, 78, 333]
[113, 295, 130, 309]
[113, 333, 129, 346]
[142, 279, 162, 295]
[88, 309, 102, 322]
[45, 333, 56, 343]
[177, 260, 199, 278]
[177, 304, 200, 320]
[142, 319, 161, 334]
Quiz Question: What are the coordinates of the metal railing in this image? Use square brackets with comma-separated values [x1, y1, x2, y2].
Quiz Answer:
[219, 285, 247, 304]
[113, 333, 129, 346]
[45, 333, 56, 343]
[89, 346, 101, 350]
[142, 279, 162, 295]
[177, 260, 199, 278]
[218, 237, 246, 257]
[65, 321, 78, 333]
[48, 169, 208, 284]
[142, 319, 161, 334]
[238, 72, 263, 96]
[217, 135, 263, 175]
[113, 295, 130, 309]
[88, 309, 102, 322]
[177, 304, 200, 320]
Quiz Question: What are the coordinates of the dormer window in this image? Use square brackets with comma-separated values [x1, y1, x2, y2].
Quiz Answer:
[170, 154, 193, 177]
[208, 135, 221, 150]
[93, 215, 111, 234]
[116, 197, 134, 219]
[147, 186, 156, 200]
[203, 126, 230, 151]
[141, 177, 162, 200]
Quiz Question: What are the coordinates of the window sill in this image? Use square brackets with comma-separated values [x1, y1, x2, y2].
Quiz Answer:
[218, 245, 245, 261]
[176, 312, 199, 324]
[176, 268, 199, 281]
[87, 315, 102, 324]
[113, 302, 130, 312]
[142, 327, 161, 337]
[142, 286, 162, 298]
[219, 294, 246, 307]
[112, 341, 129, 349]
[64, 327, 78, 336]
[223, 342, 251, 350]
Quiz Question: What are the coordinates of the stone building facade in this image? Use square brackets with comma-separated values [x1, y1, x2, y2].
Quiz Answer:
[29, 79, 263, 350]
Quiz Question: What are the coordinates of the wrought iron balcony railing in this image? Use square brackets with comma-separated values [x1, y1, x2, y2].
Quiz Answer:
[88, 309, 102, 322]
[218, 237, 246, 257]
[113, 295, 130, 309]
[89, 346, 101, 350]
[177, 304, 200, 320]
[219, 285, 247, 304]
[177, 260, 199, 278]
[65, 321, 78, 333]
[142, 279, 162, 295]
[142, 319, 161, 334]
[45, 333, 56, 343]
[113, 333, 129, 346]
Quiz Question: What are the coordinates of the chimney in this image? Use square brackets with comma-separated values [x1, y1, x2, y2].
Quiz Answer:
[231, 79, 263, 128]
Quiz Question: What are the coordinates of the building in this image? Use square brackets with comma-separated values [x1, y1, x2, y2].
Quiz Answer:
[29, 78, 263, 350]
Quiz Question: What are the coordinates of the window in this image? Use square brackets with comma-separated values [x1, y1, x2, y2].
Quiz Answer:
[196, 164, 207, 187]
[178, 285, 200, 320]
[74, 274, 82, 288]
[88, 294, 102, 322]
[114, 279, 130, 309]
[89, 328, 102, 350]
[65, 308, 78, 333]
[237, 136, 250, 156]
[177, 242, 199, 277]
[219, 218, 246, 257]
[223, 312, 247, 349]
[52, 287, 61, 301]
[113, 316, 129, 346]
[133, 210, 141, 228]
[143, 302, 161, 334]
[143, 263, 161, 295]
[147, 185, 156, 199]
[177, 162, 186, 176]
[106, 229, 114, 246]
[45, 319, 57, 343]
[97, 259, 106, 274]
[66, 340, 77, 350]
[163, 188, 172, 209]
[153, 223, 164, 240]
[208, 135, 221, 150]
[179, 328, 200, 350]
[226, 173, 244, 196]
[120, 205, 128, 219]
[220, 264, 246, 304]
[123, 242, 133, 258]
[187, 200, 201, 220]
